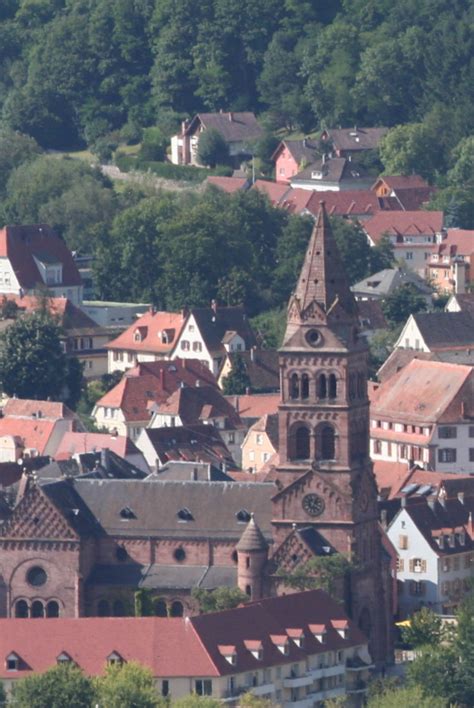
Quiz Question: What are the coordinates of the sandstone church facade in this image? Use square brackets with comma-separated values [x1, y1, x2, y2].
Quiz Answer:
[0, 205, 392, 664]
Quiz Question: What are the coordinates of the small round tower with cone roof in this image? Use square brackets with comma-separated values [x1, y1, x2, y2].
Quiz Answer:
[236, 514, 268, 601]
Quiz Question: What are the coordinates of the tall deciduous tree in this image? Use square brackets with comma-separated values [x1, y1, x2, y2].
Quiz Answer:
[95, 661, 166, 708]
[192, 586, 249, 613]
[381, 284, 428, 327]
[197, 129, 229, 168]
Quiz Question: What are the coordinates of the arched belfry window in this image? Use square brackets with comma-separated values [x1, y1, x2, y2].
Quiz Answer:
[301, 374, 309, 400]
[329, 374, 337, 399]
[316, 424, 336, 461]
[293, 426, 310, 460]
[317, 374, 327, 399]
[290, 373, 299, 399]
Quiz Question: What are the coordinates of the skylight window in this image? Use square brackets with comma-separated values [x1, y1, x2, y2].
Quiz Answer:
[120, 506, 136, 520]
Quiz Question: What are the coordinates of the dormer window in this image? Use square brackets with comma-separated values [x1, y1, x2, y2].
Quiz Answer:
[244, 640, 263, 660]
[311, 171, 323, 180]
[287, 629, 304, 648]
[459, 531, 466, 546]
[120, 506, 136, 520]
[449, 533, 456, 548]
[236, 509, 251, 523]
[6, 653, 20, 671]
[218, 645, 237, 665]
[270, 635, 289, 655]
[309, 624, 327, 643]
[107, 651, 123, 666]
[57, 652, 72, 664]
[331, 620, 349, 639]
[177, 508, 194, 522]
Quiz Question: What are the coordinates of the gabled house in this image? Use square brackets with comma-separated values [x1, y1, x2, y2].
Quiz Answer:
[351, 268, 433, 302]
[363, 211, 444, 277]
[446, 292, 474, 315]
[174, 304, 257, 375]
[271, 138, 320, 184]
[0, 225, 83, 305]
[170, 111, 263, 166]
[54, 432, 148, 473]
[92, 359, 217, 440]
[371, 175, 436, 211]
[241, 414, 279, 474]
[106, 309, 186, 374]
[387, 485, 474, 617]
[394, 311, 474, 353]
[426, 228, 474, 294]
[218, 349, 279, 393]
[148, 384, 245, 465]
[290, 157, 373, 192]
[370, 359, 474, 473]
[0, 590, 372, 706]
[205, 176, 249, 193]
[321, 127, 388, 158]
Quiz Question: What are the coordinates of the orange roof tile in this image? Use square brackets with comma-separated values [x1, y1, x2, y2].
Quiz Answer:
[225, 393, 280, 420]
[0, 418, 57, 455]
[106, 310, 185, 355]
[206, 176, 248, 193]
[55, 432, 139, 458]
[3, 398, 74, 420]
[364, 211, 444, 244]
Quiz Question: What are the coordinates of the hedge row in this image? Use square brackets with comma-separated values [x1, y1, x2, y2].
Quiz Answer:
[114, 155, 233, 182]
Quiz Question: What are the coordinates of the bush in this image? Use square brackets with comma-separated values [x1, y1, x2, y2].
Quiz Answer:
[114, 155, 232, 182]
[138, 127, 168, 162]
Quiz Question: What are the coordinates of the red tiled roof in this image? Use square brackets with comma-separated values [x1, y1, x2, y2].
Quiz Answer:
[107, 310, 185, 355]
[225, 394, 280, 420]
[0, 418, 57, 455]
[55, 432, 140, 459]
[371, 461, 463, 500]
[364, 211, 444, 244]
[206, 176, 248, 193]
[0, 225, 82, 288]
[371, 359, 473, 424]
[3, 399, 75, 420]
[0, 295, 99, 331]
[438, 229, 474, 257]
[252, 180, 290, 205]
[373, 175, 430, 191]
[96, 360, 218, 422]
[305, 190, 382, 218]
[156, 385, 243, 429]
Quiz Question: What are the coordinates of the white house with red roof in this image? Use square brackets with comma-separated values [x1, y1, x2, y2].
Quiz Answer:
[0, 225, 83, 305]
[363, 211, 444, 277]
[426, 228, 474, 294]
[106, 309, 186, 373]
[370, 359, 474, 473]
[0, 590, 372, 705]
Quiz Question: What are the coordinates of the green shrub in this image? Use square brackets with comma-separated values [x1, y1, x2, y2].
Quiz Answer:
[114, 155, 232, 182]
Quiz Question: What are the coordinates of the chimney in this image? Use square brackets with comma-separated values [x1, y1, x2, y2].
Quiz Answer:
[228, 112, 233, 122]
[211, 299, 217, 315]
[380, 509, 388, 530]
[149, 304, 155, 315]
[453, 259, 467, 294]
[195, 379, 201, 387]
[401, 496, 406, 508]
[250, 347, 256, 362]
[458, 492, 465, 504]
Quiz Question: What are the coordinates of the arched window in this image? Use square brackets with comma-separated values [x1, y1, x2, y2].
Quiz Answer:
[246, 556, 250, 569]
[290, 373, 299, 399]
[46, 600, 59, 618]
[328, 374, 337, 399]
[301, 374, 309, 400]
[98, 599, 110, 617]
[294, 426, 310, 460]
[113, 600, 125, 617]
[15, 600, 29, 618]
[153, 599, 167, 617]
[317, 424, 336, 461]
[31, 600, 44, 618]
[169, 601, 184, 617]
[317, 374, 327, 399]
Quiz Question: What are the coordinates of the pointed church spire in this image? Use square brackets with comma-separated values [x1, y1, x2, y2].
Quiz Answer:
[293, 201, 356, 318]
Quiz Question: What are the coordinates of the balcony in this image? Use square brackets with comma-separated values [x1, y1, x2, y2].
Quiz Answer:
[346, 658, 374, 672]
[283, 674, 314, 689]
[251, 683, 275, 697]
[323, 664, 345, 678]
[347, 680, 368, 695]
[284, 686, 345, 708]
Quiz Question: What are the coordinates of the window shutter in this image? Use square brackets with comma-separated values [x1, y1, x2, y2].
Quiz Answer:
[409, 559, 414, 572]
[421, 560, 427, 573]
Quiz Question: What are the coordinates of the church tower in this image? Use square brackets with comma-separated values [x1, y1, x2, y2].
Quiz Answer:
[272, 203, 391, 663]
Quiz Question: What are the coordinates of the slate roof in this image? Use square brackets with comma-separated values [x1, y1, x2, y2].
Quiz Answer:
[363, 211, 444, 245]
[151, 460, 234, 482]
[0, 589, 367, 679]
[292, 157, 370, 186]
[88, 562, 238, 591]
[404, 497, 474, 556]
[191, 305, 257, 353]
[106, 310, 185, 355]
[357, 300, 388, 331]
[140, 424, 236, 468]
[186, 112, 263, 143]
[371, 359, 473, 424]
[224, 350, 279, 392]
[69, 478, 273, 540]
[351, 268, 433, 300]
[41, 479, 104, 536]
[324, 127, 388, 152]
[449, 293, 474, 316]
[77, 449, 147, 480]
[236, 515, 268, 552]
[411, 311, 474, 350]
[0, 225, 82, 288]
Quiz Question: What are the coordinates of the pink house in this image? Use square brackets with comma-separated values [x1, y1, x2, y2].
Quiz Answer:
[271, 139, 319, 184]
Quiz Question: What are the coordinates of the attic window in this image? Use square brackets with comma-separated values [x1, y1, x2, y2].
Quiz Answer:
[236, 509, 251, 523]
[311, 171, 323, 180]
[331, 620, 349, 639]
[120, 506, 136, 520]
[107, 652, 123, 666]
[173, 547, 186, 562]
[309, 624, 327, 643]
[218, 646, 237, 665]
[6, 653, 19, 671]
[244, 640, 263, 660]
[270, 635, 289, 655]
[57, 652, 72, 664]
[177, 507, 194, 522]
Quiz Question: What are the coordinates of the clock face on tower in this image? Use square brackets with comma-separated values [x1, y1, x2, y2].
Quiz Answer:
[302, 493, 325, 517]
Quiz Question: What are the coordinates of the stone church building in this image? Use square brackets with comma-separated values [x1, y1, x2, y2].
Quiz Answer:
[0, 205, 392, 663]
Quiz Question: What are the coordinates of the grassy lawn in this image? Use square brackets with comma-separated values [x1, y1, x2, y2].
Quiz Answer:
[115, 143, 141, 156]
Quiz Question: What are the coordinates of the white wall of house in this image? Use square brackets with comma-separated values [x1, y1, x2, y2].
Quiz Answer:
[135, 429, 161, 470]
[172, 314, 214, 371]
[0, 257, 22, 294]
[432, 423, 474, 474]
[393, 316, 429, 351]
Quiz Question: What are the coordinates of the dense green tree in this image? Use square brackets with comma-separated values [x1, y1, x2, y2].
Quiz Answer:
[379, 124, 440, 181]
[192, 586, 249, 613]
[173, 696, 220, 708]
[401, 607, 443, 648]
[250, 308, 286, 350]
[221, 354, 252, 395]
[138, 126, 168, 162]
[367, 683, 445, 708]
[448, 135, 474, 188]
[197, 129, 229, 168]
[96, 661, 166, 708]
[330, 217, 374, 285]
[381, 284, 428, 327]
[427, 186, 474, 230]
[0, 310, 74, 401]
[0, 127, 41, 195]
[11, 663, 95, 708]
[277, 554, 352, 596]
[239, 694, 274, 708]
